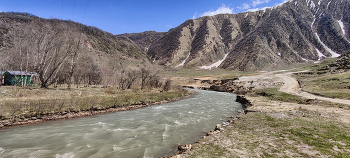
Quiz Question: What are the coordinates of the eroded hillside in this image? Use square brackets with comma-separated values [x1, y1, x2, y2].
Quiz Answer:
[147, 0, 350, 71]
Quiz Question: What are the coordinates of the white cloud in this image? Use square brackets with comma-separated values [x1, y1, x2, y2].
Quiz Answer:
[166, 24, 172, 28]
[247, 8, 260, 12]
[246, 0, 289, 12]
[237, 3, 250, 10]
[192, 12, 197, 19]
[273, 0, 291, 7]
[201, 4, 233, 17]
[237, 0, 272, 11]
[252, 0, 271, 7]
[247, 6, 270, 12]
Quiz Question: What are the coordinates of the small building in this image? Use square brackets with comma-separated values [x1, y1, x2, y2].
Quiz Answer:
[2, 71, 38, 86]
[0, 71, 4, 85]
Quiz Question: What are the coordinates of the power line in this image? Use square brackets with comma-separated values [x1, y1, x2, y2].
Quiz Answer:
[60, 0, 63, 19]
[72, 0, 77, 20]
[82, 0, 90, 22]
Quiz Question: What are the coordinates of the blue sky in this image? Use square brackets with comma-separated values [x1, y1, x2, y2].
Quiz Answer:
[0, 0, 288, 34]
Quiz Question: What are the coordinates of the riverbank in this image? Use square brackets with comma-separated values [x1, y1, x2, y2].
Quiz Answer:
[178, 95, 350, 157]
[0, 88, 194, 129]
[172, 70, 350, 157]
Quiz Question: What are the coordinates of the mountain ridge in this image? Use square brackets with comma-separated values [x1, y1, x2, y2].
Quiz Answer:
[146, 0, 350, 71]
[1, 0, 350, 72]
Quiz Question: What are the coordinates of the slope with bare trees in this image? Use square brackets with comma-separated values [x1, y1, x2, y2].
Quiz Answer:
[0, 12, 157, 88]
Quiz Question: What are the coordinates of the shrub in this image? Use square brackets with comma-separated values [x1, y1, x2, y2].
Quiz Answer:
[163, 79, 172, 92]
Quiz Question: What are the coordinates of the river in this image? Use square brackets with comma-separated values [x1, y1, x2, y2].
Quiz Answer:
[0, 89, 242, 158]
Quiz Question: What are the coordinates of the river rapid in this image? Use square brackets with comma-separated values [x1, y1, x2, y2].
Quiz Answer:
[0, 89, 242, 158]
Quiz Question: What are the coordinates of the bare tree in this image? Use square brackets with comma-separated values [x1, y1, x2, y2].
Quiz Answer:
[26, 20, 69, 88]
[66, 32, 84, 90]
[140, 67, 150, 90]
[126, 70, 138, 89]
[3, 19, 102, 89]
[118, 69, 138, 90]
[149, 74, 162, 88]
[24, 20, 89, 88]
[81, 56, 101, 86]
[163, 79, 172, 92]
[118, 71, 127, 90]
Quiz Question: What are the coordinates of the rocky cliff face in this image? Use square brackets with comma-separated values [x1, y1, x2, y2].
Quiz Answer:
[147, 0, 350, 71]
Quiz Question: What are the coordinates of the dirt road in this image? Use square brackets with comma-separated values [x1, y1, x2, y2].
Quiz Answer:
[180, 70, 350, 158]
[275, 72, 350, 105]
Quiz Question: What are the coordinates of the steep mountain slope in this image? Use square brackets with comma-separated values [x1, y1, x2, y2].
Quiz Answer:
[147, 0, 350, 71]
[0, 12, 154, 72]
[117, 31, 166, 52]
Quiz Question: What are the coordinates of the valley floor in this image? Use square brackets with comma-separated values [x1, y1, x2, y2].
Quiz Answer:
[177, 70, 350, 157]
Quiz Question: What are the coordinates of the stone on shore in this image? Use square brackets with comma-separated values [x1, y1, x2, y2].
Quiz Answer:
[178, 144, 192, 152]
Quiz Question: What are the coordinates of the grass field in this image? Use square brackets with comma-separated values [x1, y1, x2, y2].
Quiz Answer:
[252, 87, 349, 108]
[187, 111, 350, 157]
[294, 71, 350, 99]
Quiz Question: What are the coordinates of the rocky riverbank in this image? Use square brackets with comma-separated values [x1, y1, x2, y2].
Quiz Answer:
[165, 108, 249, 158]
[176, 94, 350, 157]
[163, 93, 252, 158]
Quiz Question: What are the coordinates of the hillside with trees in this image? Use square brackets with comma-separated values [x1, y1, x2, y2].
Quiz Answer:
[0, 12, 157, 88]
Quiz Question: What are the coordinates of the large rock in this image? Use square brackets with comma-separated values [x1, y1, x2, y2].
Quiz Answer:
[236, 95, 252, 108]
[214, 124, 224, 131]
[178, 144, 192, 152]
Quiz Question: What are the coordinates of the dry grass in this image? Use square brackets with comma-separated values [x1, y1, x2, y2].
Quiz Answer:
[295, 71, 350, 99]
[185, 110, 350, 158]
[0, 85, 192, 120]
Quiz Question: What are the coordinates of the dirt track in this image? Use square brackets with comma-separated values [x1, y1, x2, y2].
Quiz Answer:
[180, 70, 350, 157]
[240, 71, 350, 123]
[275, 72, 350, 105]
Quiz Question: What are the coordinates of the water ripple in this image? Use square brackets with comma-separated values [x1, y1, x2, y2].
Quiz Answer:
[0, 89, 242, 157]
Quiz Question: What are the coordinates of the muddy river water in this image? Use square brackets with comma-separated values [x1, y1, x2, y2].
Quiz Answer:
[0, 89, 242, 157]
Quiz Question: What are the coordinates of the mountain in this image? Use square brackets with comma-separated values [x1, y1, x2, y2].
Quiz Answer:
[116, 31, 166, 52]
[322, 50, 350, 71]
[0, 12, 154, 72]
[147, 0, 350, 71]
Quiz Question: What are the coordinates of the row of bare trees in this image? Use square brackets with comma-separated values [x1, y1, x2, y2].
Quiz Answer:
[2, 19, 101, 88]
[118, 68, 164, 90]
[1, 19, 168, 90]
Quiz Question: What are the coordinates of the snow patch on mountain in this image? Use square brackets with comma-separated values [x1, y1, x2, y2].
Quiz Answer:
[175, 53, 190, 68]
[315, 48, 326, 63]
[327, 1, 332, 8]
[337, 19, 346, 35]
[199, 53, 229, 70]
[315, 33, 340, 57]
